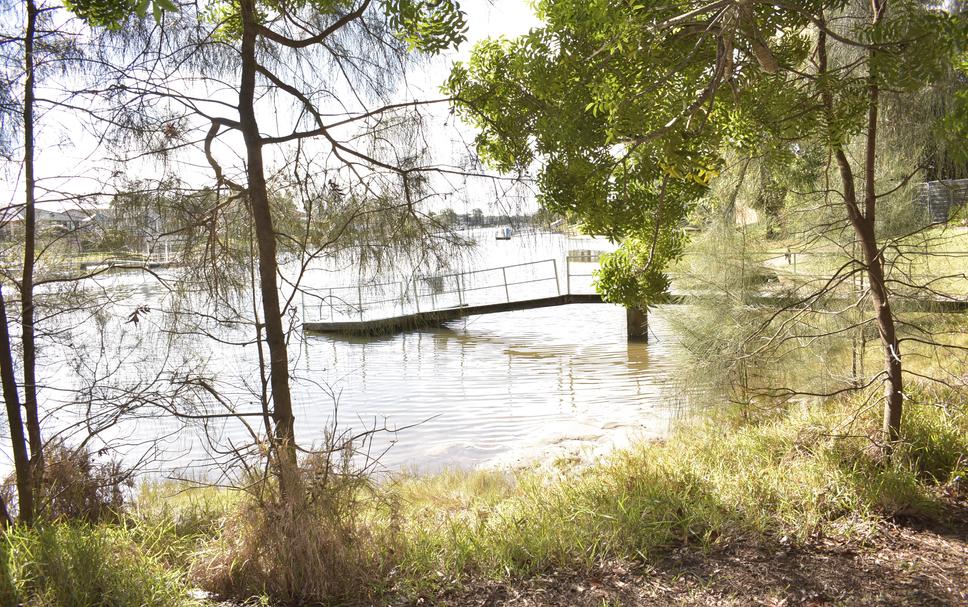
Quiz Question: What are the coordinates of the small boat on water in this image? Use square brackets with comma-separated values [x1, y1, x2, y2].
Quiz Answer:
[495, 226, 513, 240]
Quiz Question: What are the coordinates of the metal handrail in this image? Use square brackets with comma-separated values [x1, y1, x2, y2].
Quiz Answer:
[302, 257, 593, 324]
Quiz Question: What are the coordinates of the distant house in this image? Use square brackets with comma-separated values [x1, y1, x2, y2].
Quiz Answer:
[0, 199, 190, 262]
[36, 208, 99, 233]
[37, 209, 83, 233]
[913, 179, 968, 224]
[0, 206, 22, 239]
[0, 207, 97, 239]
[89, 207, 116, 232]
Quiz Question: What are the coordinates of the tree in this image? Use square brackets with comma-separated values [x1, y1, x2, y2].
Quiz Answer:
[437, 208, 458, 228]
[210, 0, 466, 495]
[20, 0, 43, 510]
[0, 0, 65, 523]
[0, 0, 205, 523]
[448, 0, 966, 444]
[66, 0, 470, 499]
[445, 1, 728, 307]
[0, 287, 31, 524]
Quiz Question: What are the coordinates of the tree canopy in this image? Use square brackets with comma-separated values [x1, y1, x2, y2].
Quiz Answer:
[448, 0, 967, 440]
[446, 0, 966, 307]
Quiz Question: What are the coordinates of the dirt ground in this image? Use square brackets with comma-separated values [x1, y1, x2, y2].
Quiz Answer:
[407, 504, 968, 607]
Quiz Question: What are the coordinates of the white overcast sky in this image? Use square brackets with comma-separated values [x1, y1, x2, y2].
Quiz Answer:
[462, 0, 540, 60]
[1, 0, 542, 212]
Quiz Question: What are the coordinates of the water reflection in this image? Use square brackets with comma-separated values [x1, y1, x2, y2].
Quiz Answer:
[288, 302, 683, 473]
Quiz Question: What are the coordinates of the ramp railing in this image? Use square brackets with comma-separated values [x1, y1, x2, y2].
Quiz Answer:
[301, 257, 602, 324]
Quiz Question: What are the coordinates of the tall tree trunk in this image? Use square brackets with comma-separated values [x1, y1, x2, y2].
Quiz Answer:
[22, 0, 44, 496]
[818, 8, 903, 446]
[238, 0, 299, 493]
[0, 290, 32, 523]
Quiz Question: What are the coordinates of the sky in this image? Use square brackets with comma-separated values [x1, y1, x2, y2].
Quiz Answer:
[0, 0, 543, 213]
[462, 0, 540, 60]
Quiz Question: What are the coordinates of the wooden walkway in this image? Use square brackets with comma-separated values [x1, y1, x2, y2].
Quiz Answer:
[300, 255, 968, 336]
[301, 258, 605, 334]
[303, 293, 605, 334]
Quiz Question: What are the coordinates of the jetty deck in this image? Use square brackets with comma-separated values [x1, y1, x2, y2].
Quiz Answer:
[301, 258, 608, 335]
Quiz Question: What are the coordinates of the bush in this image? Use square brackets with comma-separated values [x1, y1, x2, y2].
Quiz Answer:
[2, 440, 134, 524]
[40, 440, 133, 522]
[193, 450, 400, 605]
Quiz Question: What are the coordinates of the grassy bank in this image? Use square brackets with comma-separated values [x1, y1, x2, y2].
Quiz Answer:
[393, 386, 966, 592]
[1, 386, 965, 605]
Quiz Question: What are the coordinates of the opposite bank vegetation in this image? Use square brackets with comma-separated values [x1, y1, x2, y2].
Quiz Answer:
[0, 383, 964, 606]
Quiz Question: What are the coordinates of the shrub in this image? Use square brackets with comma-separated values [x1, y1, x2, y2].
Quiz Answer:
[2, 440, 134, 524]
[193, 450, 400, 605]
[39, 440, 133, 522]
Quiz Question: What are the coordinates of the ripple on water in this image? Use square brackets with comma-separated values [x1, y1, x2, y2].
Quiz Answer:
[8, 234, 694, 479]
[288, 303, 686, 474]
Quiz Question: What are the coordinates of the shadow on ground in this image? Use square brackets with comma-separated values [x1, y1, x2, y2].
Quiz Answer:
[413, 503, 967, 607]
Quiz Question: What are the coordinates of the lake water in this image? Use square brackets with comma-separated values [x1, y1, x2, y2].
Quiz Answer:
[10, 230, 692, 480]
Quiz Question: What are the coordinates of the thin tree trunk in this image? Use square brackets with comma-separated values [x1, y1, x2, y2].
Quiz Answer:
[863, 0, 903, 443]
[238, 0, 299, 493]
[818, 10, 903, 446]
[22, 0, 44, 496]
[851, 194, 903, 443]
[0, 290, 32, 523]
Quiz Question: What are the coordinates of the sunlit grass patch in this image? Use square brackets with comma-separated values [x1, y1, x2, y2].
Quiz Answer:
[0, 523, 201, 607]
[134, 481, 237, 537]
[123, 481, 238, 572]
[392, 468, 516, 514]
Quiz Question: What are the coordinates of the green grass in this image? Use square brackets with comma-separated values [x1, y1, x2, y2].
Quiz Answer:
[2, 387, 964, 606]
[672, 225, 968, 297]
[389, 387, 967, 593]
[0, 523, 203, 607]
[130, 481, 238, 567]
[0, 481, 234, 607]
[775, 226, 968, 296]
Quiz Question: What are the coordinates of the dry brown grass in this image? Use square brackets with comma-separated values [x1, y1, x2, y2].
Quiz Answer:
[191, 451, 401, 605]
